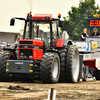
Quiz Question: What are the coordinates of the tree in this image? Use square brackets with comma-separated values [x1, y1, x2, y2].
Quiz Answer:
[61, 0, 100, 40]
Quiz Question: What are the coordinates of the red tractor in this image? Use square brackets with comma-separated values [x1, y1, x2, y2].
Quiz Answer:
[1, 12, 80, 83]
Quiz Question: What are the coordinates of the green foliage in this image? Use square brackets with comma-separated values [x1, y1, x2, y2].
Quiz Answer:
[61, 0, 100, 41]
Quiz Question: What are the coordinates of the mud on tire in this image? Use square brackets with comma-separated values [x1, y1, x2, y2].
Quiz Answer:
[40, 53, 60, 83]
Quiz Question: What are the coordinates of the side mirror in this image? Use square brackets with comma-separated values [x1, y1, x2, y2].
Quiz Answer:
[10, 18, 15, 26]
[59, 20, 63, 27]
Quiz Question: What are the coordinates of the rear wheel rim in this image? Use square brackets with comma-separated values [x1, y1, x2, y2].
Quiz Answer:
[82, 65, 85, 79]
[72, 50, 79, 81]
[52, 58, 58, 79]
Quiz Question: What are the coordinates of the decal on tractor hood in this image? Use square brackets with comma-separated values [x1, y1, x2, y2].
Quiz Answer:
[15, 62, 23, 64]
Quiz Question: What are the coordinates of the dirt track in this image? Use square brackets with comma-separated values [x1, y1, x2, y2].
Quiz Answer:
[0, 80, 100, 100]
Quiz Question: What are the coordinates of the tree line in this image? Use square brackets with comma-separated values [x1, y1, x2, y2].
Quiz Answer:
[61, 0, 100, 40]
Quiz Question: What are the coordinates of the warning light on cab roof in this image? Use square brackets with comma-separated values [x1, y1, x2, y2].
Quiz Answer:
[58, 13, 61, 18]
[27, 13, 30, 17]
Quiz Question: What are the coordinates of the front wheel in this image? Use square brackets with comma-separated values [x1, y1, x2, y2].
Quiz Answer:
[40, 53, 60, 83]
[65, 45, 80, 83]
[0, 51, 16, 82]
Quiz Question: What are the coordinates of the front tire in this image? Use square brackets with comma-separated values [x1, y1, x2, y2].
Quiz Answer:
[65, 45, 80, 83]
[0, 51, 16, 82]
[40, 53, 60, 83]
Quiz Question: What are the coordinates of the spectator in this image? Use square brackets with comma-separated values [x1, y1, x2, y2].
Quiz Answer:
[92, 28, 100, 37]
[81, 28, 88, 41]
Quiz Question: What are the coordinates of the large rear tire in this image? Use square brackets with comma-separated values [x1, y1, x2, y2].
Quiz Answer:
[93, 70, 100, 80]
[0, 51, 16, 82]
[59, 49, 66, 82]
[40, 53, 60, 83]
[82, 64, 86, 81]
[65, 45, 80, 83]
[59, 46, 70, 82]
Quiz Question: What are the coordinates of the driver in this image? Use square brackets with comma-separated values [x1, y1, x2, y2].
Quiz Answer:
[34, 26, 46, 41]
[35, 26, 44, 37]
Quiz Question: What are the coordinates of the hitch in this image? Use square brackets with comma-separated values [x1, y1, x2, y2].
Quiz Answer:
[85, 66, 96, 81]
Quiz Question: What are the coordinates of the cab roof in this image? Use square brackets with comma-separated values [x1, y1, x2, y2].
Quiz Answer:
[33, 14, 52, 17]
[32, 14, 53, 21]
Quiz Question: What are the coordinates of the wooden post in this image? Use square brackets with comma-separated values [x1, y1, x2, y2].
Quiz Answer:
[50, 87, 54, 100]
[48, 87, 56, 100]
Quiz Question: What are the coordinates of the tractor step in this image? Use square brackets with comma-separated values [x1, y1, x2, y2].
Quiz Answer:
[34, 71, 40, 80]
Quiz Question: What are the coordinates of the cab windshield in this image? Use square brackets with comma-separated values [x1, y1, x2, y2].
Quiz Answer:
[22, 21, 58, 48]
[25, 21, 50, 40]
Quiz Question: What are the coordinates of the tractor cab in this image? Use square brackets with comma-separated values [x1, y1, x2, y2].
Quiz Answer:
[23, 15, 59, 48]
[11, 12, 63, 48]
[10, 12, 63, 60]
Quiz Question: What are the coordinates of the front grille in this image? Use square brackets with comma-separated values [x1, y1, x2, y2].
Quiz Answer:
[19, 49, 33, 59]
[19, 41, 33, 44]
[19, 45, 42, 49]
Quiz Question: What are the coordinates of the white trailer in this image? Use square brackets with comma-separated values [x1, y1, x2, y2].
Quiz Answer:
[73, 37, 100, 80]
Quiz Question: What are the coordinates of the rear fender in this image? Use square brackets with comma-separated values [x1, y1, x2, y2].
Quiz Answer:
[63, 39, 73, 46]
[56, 39, 72, 47]
[3, 48, 15, 52]
[3, 48, 17, 58]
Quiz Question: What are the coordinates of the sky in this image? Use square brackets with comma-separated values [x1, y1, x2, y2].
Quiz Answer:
[0, 0, 100, 33]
